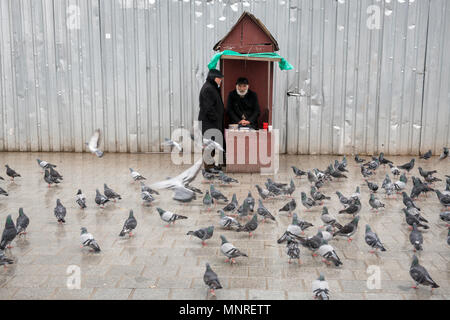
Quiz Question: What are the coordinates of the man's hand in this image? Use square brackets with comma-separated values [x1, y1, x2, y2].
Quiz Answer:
[239, 120, 250, 126]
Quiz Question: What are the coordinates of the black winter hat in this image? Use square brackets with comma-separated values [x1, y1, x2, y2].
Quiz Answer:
[236, 77, 249, 85]
[207, 68, 224, 79]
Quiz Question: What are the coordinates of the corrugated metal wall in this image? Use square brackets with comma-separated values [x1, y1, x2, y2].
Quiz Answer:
[0, 0, 448, 155]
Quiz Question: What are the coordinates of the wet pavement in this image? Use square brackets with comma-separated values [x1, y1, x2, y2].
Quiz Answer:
[0, 152, 448, 300]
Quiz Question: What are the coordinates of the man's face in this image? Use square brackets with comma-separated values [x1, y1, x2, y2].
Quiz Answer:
[236, 84, 249, 95]
[215, 77, 223, 86]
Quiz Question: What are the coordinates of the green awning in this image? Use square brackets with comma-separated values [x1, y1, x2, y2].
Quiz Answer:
[208, 50, 294, 71]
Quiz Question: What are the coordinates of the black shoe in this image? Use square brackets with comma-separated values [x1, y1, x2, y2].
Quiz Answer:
[213, 165, 223, 171]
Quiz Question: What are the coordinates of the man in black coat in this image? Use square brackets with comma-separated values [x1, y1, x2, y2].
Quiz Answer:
[198, 68, 225, 171]
[226, 77, 261, 130]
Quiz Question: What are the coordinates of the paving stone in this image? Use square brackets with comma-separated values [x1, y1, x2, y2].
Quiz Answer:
[131, 288, 171, 300]
[91, 288, 132, 300]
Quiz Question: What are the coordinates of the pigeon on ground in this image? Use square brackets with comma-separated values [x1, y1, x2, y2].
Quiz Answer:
[140, 182, 160, 195]
[76, 189, 87, 209]
[277, 214, 306, 243]
[141, 191, 155, 206]
[54, 199, 66, 224]
[292, 166, 307, 178]
[320, 225, 334, 242]
[0, 250, 14, 269]
[218, 172, 238, 184]
[237, 198, 251, 220]
[365, 225, 386, 253]
[129, 168, 146, 181]
[363, 157, 380, 171]
[203, 190, 214, 210]
[244, 191, 255, 212]
[267, 178, 288, 190]
[409, 255, 439, 291]
[382, 174, 395, 197]
[220, 235, 248, 264]
[398, 158, 415, 173]
[256, 200, 275, 223]
[16, 208, 29, 237]
[365, 179, 379, 193]
[218, 209, 241, 230]
[203, 263, 222, 296]
[310, 186, 330, 203]
[5, 165, 21, 181]
[394, 173, 407, 192]
[37, 159, 56, 170]
[156, 207, 187, 227]
[317, 239, 343, 266]
[44, 169, 60, 187]
[418, 167, 437, 179]
[80, 227, 101, 252]
[292, 214, 314, 232]
[95, 189, 110, 208]
[296, 232, 323, 257]
[286, 240, 301, 264]
[0, 215, 16, 250]
[402, 208, 429, 230]
[402, 192, 420, 211]
[409, 223, 423, 252]
[161, 138, 183, 152]
[361, 165, 374, 178]
[210, 184, 228, 203]
[265, 181, 283, 196]
[435, 190, 450, 209]
[255, 185, 274, 200]
[338, 198, 361, 216]
[379, 152, 393, 166]
[172, 185, 196, 203]
[307, 171, 319, 185]
[301, 192, 317, 212]
[329, 167, 348, 179]
[236, 214, 258, 237]
[333, 216, 360, 242]
[222, 193, 238, 213]
[201, 169, 217, 182]
[420, 150, 432, 160]
[350, 186, 361, 200]
[424, 175, 442, 185]
[312, 274, 330, 300]
[49, 166, 63, 181]
[279, 198, 297, 216]
[389, 163, 401, 176]
[334, 159, 348, 173]
[439, 211, 450, 226]
[187, 226, 214, 246]
[320, 207, 342, 229]
[282, 179, 296, 197]
[355, 155, 365, 163]
[336, 191, 351, 206]
[86, 129, 104, 157]
[439, 147, 448, 160]
[0, 187, 8, 196]
[369, 193, 385, 212]
[119, 210, 137, 237]
[104, 184, 122, 201]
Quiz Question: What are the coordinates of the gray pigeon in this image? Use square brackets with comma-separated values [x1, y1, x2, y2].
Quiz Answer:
[156, 207, 187, 227]
[256, 199, 276, 222]
[402, 208, 429, 230]
[222, 193, 238, 212]
[279, 198, 296, 216]
[320, 207, 342, 229]
[220, 235, 248, 264]
[237, 198, 251, 220]
[420, 150, 432, 160]
[16, 208, 30, 237]
[369, 194, 385, 212]
[439, 211, 450, 226]
[218, 172, 238, 184]
[76, 189, 87, 209]
[36, 158, 56, 170]
[203, 190, 214, 210]
[317, 239, 343, 266]
[0, 215, 16, 250]
[282, 179, 296, 197]
[292, 166, 307, 178]
[333, 216, 360, 242]
[245, 191, 255, 212]
[203, 263, 223, 296]
[447, 229, 450, 246]
[218, 209, 241, 230]
[398, 158, 415, 173]
[286, 240, 301, 264]
[119, 210, 137, 237]
[104, 184, 122, 201]
[44, 169, 60, 187]
[255, 185, 273, 200]
[236, 214, 258, 237]
[310, 186, 330, 203]
[438, 147, 448, 160]
[0, 250, 14, 269]
[0, 187, 8, 197]
[140, 182, 159, 195]
[95, 189, 110, 208]
[312, 274, 330, 300]
[49, 166, 63, 181]
[435, 190, 450, 208]
[410, 255, 439, 291]
[141, 191, 155, 206]
[301, 192, 318, 211]
[336, 191, 351, 206]
[409, 223, 423, 252]
[187, 226, 214, 246]
[129, 168, 146, 181]
[80, 227, 101, 252]
[338, 198, 361, 216]
[210, 184, 228, 203]
[54, 199, 66, 224]
[5, 165, 21, 180]
[365, 225, 386, 253]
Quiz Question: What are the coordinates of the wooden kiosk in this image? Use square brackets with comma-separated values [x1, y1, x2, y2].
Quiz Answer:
[213, 12, 279, 173]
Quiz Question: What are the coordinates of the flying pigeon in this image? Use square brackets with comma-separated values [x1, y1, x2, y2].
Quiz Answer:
[16, 208, 29, 237]
[317, 239, 343, 266]
[156, 207, 187, 227]
[187, 226, 214, 246]
[218, 209, 241, 230]
[54, 199, 66, 224]
[129, 168, 146, 181]
[95, 189, 110, 208]
[364, 225, 386, 253]
[312, 274, 330, 300]
[438, 147, 448, 160]
[286, 240, 301, 264]
[149, 159, 203, 192]
[409, 255, 439, 291]
[256, 199, 276, 222]
[119, 210, 137, 237]
[203, 263, 223, 296]
[333, 216, 360, 242]
[420, 150, 432, 160]
[75, 189, 87, 209]
[104, 184, 122, 201]
[36, 159, 56, 170]
[409, 223, 423, 252]
[44, 169, 60, 187]
[86, 129, 104, 157]
[161, 138, 183, 152]
[0, 215, 16, 250]
[5, 165, 21, 181]
[80, 227, 101, 252]
[220, 235, 248, 264]
[236, 214, 258, 237]
[292, 166, 307, 178]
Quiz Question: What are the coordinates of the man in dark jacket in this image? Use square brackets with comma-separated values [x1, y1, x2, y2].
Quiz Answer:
[226, 77, 261, 130]
[198, 68, 225, 171]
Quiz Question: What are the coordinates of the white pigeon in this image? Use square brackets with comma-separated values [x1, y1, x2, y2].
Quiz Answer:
[312, 274, 330, 300]
[317, 240, 343, 266]
[80, 227, 101, 252]
[150, 159, 203, 191]
[220, 235, 248, 264]
[86, 129, 104, 157]
[129, 168, 146, 181]
[218, 209, 241, 229]
[161, 138, 183, 152]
